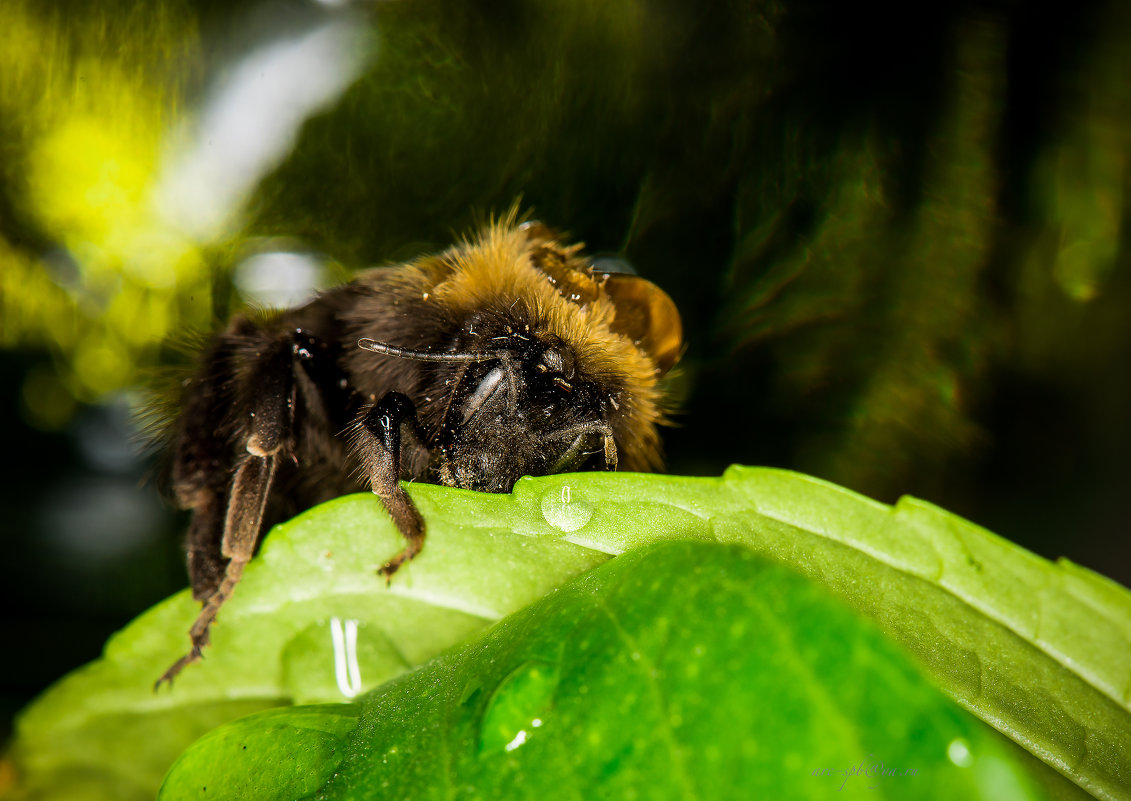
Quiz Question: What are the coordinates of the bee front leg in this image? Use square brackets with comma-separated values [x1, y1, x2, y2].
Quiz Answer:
[545, 420, 618, 473]
[157, 337, 297, 688]
[352, 392, 428, 581]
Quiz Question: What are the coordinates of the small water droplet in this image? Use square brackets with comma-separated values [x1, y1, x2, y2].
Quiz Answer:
[947, 738, 972, 767]
[504, 730, 528, 752]
[540, 485, 593, 532]
[478, 660, 560, 755]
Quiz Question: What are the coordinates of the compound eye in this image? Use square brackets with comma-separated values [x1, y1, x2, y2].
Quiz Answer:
[462, 366, 506, 423]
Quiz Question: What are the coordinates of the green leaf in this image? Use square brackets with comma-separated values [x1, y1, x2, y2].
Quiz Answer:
[157, 705, 361, 801]
[5, 469, 1130, 800]
[159, 542, 1047, 801]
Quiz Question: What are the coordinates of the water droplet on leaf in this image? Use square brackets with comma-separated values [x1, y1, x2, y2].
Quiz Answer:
[280, 618, 409, 703]
[947, 738, 973, 767]
[540, 484, 593, 532]
[478, 660, 560, 755]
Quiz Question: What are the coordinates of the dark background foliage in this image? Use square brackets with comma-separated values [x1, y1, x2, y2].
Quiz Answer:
[2, 0, 1129, 747]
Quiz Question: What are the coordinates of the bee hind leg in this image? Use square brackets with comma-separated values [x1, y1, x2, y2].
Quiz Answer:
[157, 335, 298, 689]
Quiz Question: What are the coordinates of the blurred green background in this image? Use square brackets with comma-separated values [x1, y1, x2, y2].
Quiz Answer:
[2, 0, 1129, 750]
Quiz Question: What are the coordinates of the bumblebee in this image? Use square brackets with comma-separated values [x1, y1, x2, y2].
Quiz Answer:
[158, 215, 682, 684]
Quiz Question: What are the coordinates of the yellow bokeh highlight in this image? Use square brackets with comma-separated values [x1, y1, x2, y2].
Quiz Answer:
[0, 1, 214, 411]
[28, 112, 156, 254]
[0, 241, 77, 348]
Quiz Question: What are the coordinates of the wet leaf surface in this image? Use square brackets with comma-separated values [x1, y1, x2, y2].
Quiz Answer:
[159, 542, 1048, 801]
[6, 468, 1128, 800]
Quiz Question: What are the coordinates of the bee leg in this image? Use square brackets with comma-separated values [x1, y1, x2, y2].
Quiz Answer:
[603, 428, 618, 471]
[185, 494, 227, 601]
[545, 421, 618, 473]
[156, 455, 274, 687]
[157, 337, 296, 688]
[169, 336, 243, 603]
[354, 392, 427, 582]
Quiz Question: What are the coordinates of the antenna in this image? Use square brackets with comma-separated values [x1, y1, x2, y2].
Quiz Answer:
[357, 338, 506, 363]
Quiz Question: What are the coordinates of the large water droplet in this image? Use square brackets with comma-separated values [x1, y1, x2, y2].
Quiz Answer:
[540, 484, 593, 532]
[280, 618, 409, 704]
[478, 660, 560, 755]
[330, 617, 362, 698]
